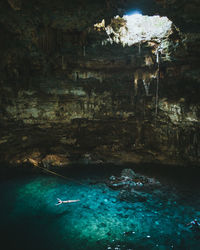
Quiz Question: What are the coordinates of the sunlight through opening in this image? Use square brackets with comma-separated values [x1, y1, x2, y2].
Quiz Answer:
[94, 13, 172, 47]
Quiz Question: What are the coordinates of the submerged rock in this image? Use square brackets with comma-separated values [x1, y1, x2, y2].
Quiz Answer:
[121, 169, 136, 179]
[118, 189, 147, 202]
[106, 168, 161, 203]
[107, 168, 160, 191]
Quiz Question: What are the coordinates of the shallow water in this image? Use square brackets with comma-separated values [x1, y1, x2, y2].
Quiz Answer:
[1, 165, 200, 250]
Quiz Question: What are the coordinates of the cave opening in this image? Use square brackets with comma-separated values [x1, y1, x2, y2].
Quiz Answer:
[125, 9, 143, 16]
[95, 12, 173, 51]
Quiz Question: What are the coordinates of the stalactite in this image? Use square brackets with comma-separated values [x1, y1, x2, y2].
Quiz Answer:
[61, 32, 64, 50]
[74, 72, 79, 82]
[79, 31, 87, 57]
[138, 42, 141, 55]
[43, 33, 45, 51]
[62, 56, 66, 70]
[56, 29, 59, 50]
[143, 80, 150, 96]
[50, 28, 53, 51]
[74, 72, 77, 82]
[134, 76, 138, 96]
[145, 56, 154, 66]
[193, 133, 198, 145]
[143, 98, 146, 118]
[83, 46, 86, 57]
[46, 27, 49, 52]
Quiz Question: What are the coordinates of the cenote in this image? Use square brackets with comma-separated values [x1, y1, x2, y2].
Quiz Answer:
[1, 0, 200, 249]
[1, 164, 200, 250]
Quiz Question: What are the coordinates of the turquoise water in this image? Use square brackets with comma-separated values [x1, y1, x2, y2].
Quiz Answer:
[1, 165, 200, 250]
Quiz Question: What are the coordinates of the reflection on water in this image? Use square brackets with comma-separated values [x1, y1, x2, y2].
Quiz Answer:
[0, 165, 200, 250]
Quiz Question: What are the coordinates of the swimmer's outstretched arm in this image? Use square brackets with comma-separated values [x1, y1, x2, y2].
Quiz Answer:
[55, 198, 80, 206]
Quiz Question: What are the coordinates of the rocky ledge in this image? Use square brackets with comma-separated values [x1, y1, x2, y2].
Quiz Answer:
[0, 0, 200, 167]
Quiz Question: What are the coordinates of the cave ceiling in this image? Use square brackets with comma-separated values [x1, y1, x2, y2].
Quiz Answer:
[4, 0, 200, 32]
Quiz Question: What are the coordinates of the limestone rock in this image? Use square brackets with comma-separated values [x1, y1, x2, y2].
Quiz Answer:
[121, 168, 136, 179]
[42, 154, 69, 167]
[7, 0, 21, 11]
[0, 0, 200, 167]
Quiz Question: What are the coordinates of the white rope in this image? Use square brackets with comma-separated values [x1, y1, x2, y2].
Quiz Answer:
[155, 50, 160, 118]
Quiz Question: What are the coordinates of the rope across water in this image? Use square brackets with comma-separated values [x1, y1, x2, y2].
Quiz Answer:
[35, 164, 147, 204]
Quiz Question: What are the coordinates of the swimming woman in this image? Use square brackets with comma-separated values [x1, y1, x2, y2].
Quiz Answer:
[55, 198, 80, 206]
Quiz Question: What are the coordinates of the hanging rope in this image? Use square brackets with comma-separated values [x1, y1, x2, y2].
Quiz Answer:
[155, 49, 160, 119]
[138, 41, 141, 54]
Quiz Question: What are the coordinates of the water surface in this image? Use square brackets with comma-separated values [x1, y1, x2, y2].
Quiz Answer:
[1, 164, 200, 250]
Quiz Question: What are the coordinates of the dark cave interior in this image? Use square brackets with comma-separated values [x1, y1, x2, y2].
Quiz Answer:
[0, 0, 200, 168]
[0, 1, 200, 249]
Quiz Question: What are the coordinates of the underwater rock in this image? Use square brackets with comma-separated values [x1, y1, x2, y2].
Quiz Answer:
[118, 189, 147, 202]
[123, 231, 135, 236]
[100, 222, 107, 227]
[83, 205, 90, 209]
[106, 169, 161, 203]
[121, 168, 136, 179]
[109, 175, 116, 181]
[107, 168, 160, 192]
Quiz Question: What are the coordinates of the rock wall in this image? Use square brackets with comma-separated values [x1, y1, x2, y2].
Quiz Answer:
[0, 0, 200, 167]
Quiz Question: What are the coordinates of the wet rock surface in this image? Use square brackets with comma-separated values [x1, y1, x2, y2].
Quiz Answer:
[106, 168, 161, 202]
[0, 0, 200, 167]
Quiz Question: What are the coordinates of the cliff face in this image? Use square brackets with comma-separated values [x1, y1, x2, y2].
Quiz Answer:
[0, 0, 200, 167]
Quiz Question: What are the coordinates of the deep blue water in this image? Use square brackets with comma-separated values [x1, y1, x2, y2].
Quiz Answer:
[0, 165, 200, 250]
